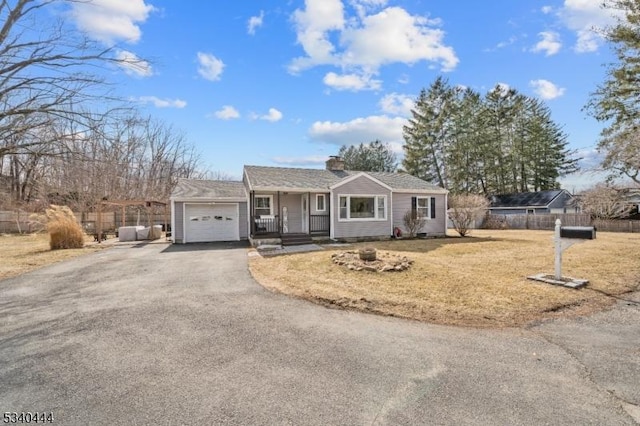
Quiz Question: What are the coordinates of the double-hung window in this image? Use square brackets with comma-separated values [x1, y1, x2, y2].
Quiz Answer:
[316, 194, 326, 212]
[255, 195, 272, 217]
[339, 195, 387, 221]
[416, 197, 430, 218]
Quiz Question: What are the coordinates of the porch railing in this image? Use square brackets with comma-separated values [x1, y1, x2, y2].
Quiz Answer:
[252, 215, 280, 235]
[251, 214, 330, 236]
[310, 215, 330, 235]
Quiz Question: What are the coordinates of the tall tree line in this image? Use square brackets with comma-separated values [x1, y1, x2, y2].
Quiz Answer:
[403, 77, 579, 195]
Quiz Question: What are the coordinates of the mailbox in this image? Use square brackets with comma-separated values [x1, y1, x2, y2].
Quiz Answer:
[560, 226, 596, 240]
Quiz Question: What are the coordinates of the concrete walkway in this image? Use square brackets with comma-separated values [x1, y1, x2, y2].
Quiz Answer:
[1, 242, 638, 425]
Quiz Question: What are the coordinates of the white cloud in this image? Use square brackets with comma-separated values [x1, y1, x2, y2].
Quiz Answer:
[323, 72, 381, 91]
[289, 2, 458, 91]
[214, 106, 240, 120]
[541, 5, 553, 14]
[530, 79, 566, 100]
[485, 36, 518, 52]
[558, 0, 621, 53]
[137, 96, 186, 108]
[379, 93, 414, 116]
[309, 115, 406, 146]
[70, 0, 154, 45]
[575, 147, 603, 169]
[116, 50, 153, 77]
[248, 10, 264, 35]
[253, 108, 283, 122]
[197, 52, 225, 81]
[532, 31, 562, 56]
[290, 0, 345, 72]
[340, 7, 458, 71]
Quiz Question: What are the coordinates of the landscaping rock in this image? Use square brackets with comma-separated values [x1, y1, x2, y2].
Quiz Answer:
[331, 250, 413, 273]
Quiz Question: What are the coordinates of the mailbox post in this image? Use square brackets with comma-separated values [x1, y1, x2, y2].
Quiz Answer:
[554, 219, 596, 280]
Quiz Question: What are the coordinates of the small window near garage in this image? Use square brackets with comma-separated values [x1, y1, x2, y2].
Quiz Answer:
[316, 194, 326, 212]
[527, 209, 535, 215]
[255, 195, 273, 217]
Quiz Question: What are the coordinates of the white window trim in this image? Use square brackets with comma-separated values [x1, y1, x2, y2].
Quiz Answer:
[254, 195, 274, 216]
[338, 194, 387, 222]
[416, 196, 432, 220]
[316, 194, 326, 212]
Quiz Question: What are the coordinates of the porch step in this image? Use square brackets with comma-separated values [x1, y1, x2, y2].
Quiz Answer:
[281, 233, 313, 246]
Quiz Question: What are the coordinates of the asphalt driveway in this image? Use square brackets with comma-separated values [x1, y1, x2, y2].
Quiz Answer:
[1, 241, 638, 425]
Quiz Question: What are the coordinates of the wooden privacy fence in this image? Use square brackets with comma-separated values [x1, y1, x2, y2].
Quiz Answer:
[0, 211, 33, 233]
[483, 213, 640, 233]
[0, 210, 169, 234]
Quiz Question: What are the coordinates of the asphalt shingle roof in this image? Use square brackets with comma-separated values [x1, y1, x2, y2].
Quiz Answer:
[244, 165, 446, 193]
[365, 171, 447, 192]
[244, 165, 348, 190]
[490, 190, 565, 208]
[172, 179, 246, 199]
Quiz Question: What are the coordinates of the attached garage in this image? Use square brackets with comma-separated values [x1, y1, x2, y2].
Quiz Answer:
[184, 203, 239, 242]
[171, 179, 248, 244]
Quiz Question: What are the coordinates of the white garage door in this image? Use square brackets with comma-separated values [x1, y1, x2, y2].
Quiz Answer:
[184, 204, 239, 243]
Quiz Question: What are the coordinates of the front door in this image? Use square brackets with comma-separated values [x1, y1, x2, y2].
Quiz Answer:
[301, 194, 308, 233]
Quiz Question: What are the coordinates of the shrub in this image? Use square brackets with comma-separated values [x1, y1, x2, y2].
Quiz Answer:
[34, 205, 85, 250]
[403, 209, 426, 238]
[448, 194, 490, 237]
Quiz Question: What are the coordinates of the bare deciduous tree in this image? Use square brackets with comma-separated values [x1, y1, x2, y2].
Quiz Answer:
[0, 0, 146, 205]
[577, 184, 634, 219]
[448, 194, 490, 237]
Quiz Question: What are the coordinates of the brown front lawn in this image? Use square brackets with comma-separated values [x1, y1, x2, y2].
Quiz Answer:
[0, 233, 109, 281]
[249, 230, 640, 327]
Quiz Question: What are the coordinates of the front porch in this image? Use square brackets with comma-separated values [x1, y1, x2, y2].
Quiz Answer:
[249, 190, 330, 239]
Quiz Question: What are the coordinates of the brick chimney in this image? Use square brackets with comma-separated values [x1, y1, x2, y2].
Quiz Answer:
[326, 156, 345, 171]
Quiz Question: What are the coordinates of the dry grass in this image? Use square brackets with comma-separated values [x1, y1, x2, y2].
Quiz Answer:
[249, 230, 640, 328]
[31, 205, 85, 250]
[0, 233, 106, 282]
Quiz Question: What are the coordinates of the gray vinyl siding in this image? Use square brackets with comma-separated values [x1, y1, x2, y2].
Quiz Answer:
[548, 192, 572, 210]
[392, 193, 446, 236]
[238, 201, 248, 239]
[332, 176, 391, 239]
[311, 192, 330, 215]
[174, 202, 184, 243]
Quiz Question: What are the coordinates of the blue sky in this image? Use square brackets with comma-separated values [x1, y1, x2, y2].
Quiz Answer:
[57, 0, 621, 190]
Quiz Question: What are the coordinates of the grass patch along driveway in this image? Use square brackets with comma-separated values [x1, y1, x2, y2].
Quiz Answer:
[0, 233, 108, 281]
[249, 230, 640, 327]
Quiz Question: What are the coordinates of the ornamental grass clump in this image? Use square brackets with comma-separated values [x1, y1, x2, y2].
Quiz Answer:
[43, 205, 84, 250]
